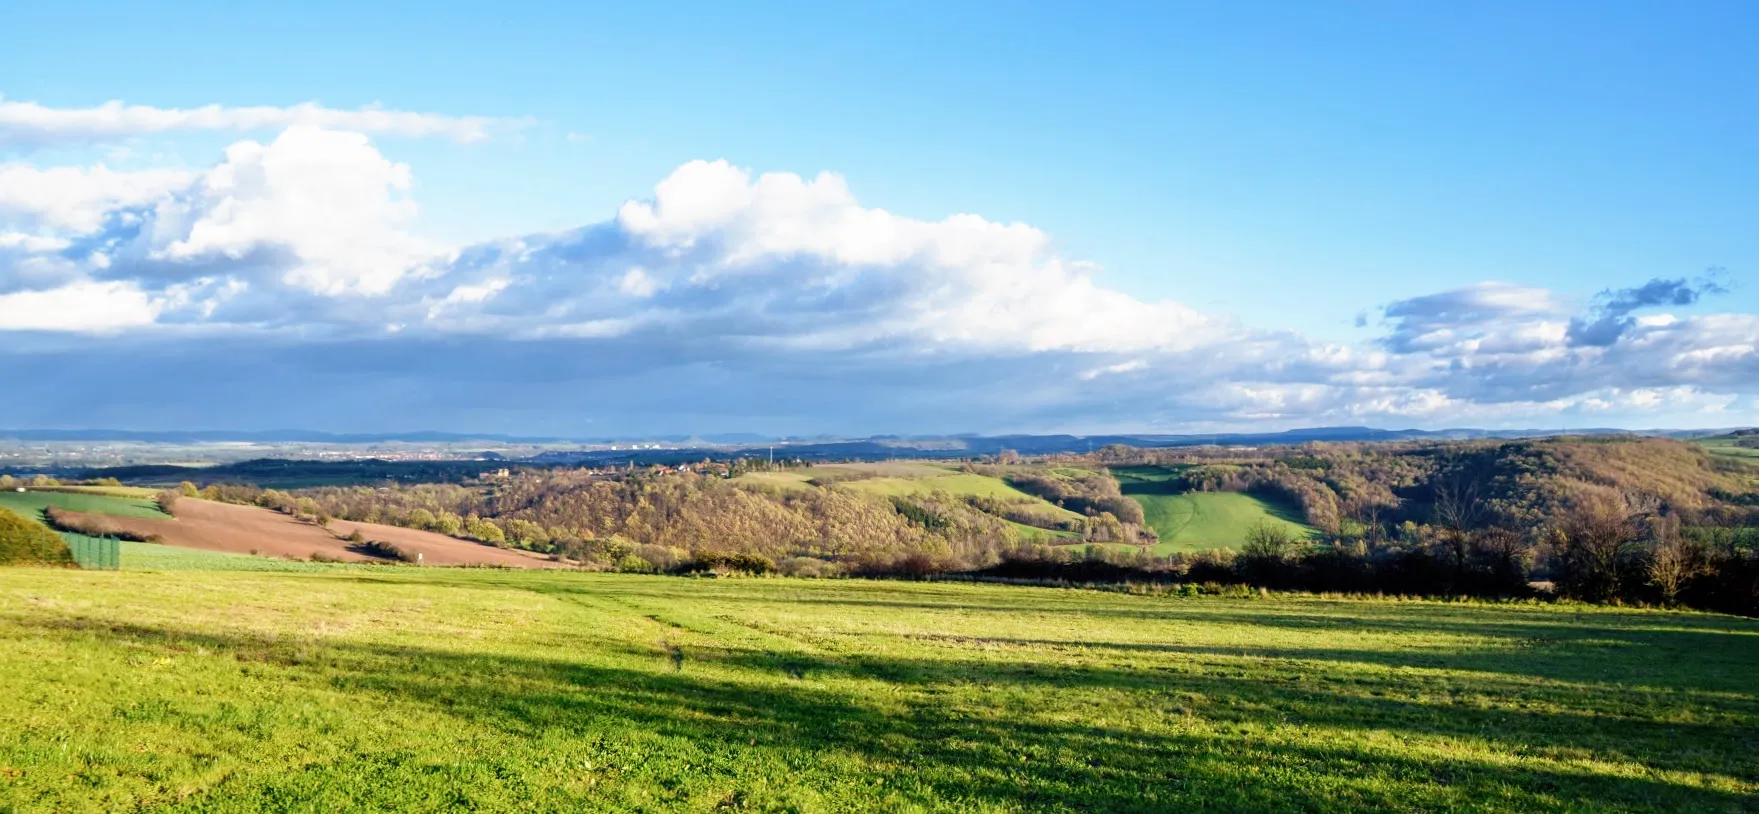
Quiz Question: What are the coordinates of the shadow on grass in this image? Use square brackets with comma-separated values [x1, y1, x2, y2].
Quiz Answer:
[10, 613, 1756, 812]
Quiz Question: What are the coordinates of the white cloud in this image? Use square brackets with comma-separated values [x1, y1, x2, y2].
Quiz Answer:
[1080, 360, 1147, 380]
[146, 126, 447, 295]
[0, 94, 524, 146]
[619, 267, 660, 297]
[0, 280, 161, 332]
[0, 233, 71, 253]
[0, 138, 1754, 430]
[615, 159, 1221, 353]
[0, 162, 194, 232]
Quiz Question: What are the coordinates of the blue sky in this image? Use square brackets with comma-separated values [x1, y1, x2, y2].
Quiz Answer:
[1, 1, 1756, 435]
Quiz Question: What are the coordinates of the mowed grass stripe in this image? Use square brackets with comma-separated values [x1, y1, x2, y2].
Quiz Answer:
[0, 568, 1753, 812]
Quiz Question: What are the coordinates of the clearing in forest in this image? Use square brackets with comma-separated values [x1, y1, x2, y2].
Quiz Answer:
[737, 464, 1085, 527]
[1114, 466, 1315, 553]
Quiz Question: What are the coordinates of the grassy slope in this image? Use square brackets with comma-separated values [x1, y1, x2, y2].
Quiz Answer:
[1140, 493, 1316, 554]
[0, 490, 167, 520]
[1114, 467, 1315, 554]
[1003, 520, 1078, 541]
[33, 485, 162, 499]
[1697, 436, 1759, 461]
[0, 569, 1753, 813]
[731, 471, 816, 491]
[737, 465, 1087, 527]
[843, 472, 1084, 519]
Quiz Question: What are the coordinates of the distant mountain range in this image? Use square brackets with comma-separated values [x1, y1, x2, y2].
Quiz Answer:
[6, 425, 1747, 460]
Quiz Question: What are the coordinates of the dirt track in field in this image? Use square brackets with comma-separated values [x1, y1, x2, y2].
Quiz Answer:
[67, 499, 558, 568]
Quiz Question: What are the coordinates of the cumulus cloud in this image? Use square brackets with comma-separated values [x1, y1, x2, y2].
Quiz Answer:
[1374, 280, 1758, 409]
[614, 160, 1221, 353]
[0, 280, 162, 332]
[143, 126, 447, 295]
[1380, 282, 1565, 355]
[0, 162, 194, 232]
[0, 133, 1753, 432]
[0, 94, 525, 146]
[1566, 277, 1729, 346]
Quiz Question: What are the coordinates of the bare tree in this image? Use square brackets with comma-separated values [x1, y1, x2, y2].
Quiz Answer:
[1433, 476, 1485, 589]
[1433, 476, 1483, 533]
[1645, 514, 1702, 606]
[1555, 493, 1641, 601]
[1242, 521, 1297, 560]
[1350, 495, 1399, 550]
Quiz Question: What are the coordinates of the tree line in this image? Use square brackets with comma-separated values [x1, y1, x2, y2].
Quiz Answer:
[155, 435, 1759, 615]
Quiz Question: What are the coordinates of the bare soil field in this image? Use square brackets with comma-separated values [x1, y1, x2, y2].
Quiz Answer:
[58, 499, 557, 568]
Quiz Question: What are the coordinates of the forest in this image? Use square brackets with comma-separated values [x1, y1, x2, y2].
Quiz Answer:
[66, 435, 1758, 616]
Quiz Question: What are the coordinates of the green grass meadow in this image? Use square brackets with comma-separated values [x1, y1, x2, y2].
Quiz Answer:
[0, 490, 167, 521]
[1114, 467, 1316, 553]
[1698, 436, 1759, 461]
[738, 465, 1087, 527]
[116, 541, 370, 573]
[0, 566, 1754, 812]
[842, 471, 1076, 513]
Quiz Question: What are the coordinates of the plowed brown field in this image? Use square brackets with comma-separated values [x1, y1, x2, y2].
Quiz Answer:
[63, 499, 557, 568]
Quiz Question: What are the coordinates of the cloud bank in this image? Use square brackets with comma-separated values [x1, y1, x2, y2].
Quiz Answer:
[0, 94, 525, 147]
[1, 124, 1753, 434]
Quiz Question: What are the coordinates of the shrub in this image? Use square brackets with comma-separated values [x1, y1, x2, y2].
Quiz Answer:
[405, 508, 437, 530]
[633, 544, 685, 572]
[154, 490, 182, 515]
[682, 551, 776, 576]
[42, 506, 161, 543]
[350, 539, 416, 563]
[0, 508, 73, 566]
[1241, 521, 1298, 559]
[779, 556, 842, 578]
[464, 516, 507, 546]
[615, 554, 656, 574]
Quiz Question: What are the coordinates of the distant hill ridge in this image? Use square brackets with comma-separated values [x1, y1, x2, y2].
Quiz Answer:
[6, 425, 1742, 451]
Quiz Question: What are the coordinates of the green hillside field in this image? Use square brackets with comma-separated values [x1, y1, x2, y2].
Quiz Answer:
[0, 489, 167, 521]
[0, 566, 1753, 812]
[1696, 435, 1759, 461]
[737, 464, 1086, 533]
[1114, 466, 1315, 554]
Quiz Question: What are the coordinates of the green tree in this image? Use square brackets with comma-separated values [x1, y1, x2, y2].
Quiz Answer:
[433, 512, 464, 536]
[465, 515, 507, 546]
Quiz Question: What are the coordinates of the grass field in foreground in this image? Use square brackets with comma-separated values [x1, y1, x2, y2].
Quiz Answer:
[1, 569, 1755, 812]
[117, 541, 382, 573]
